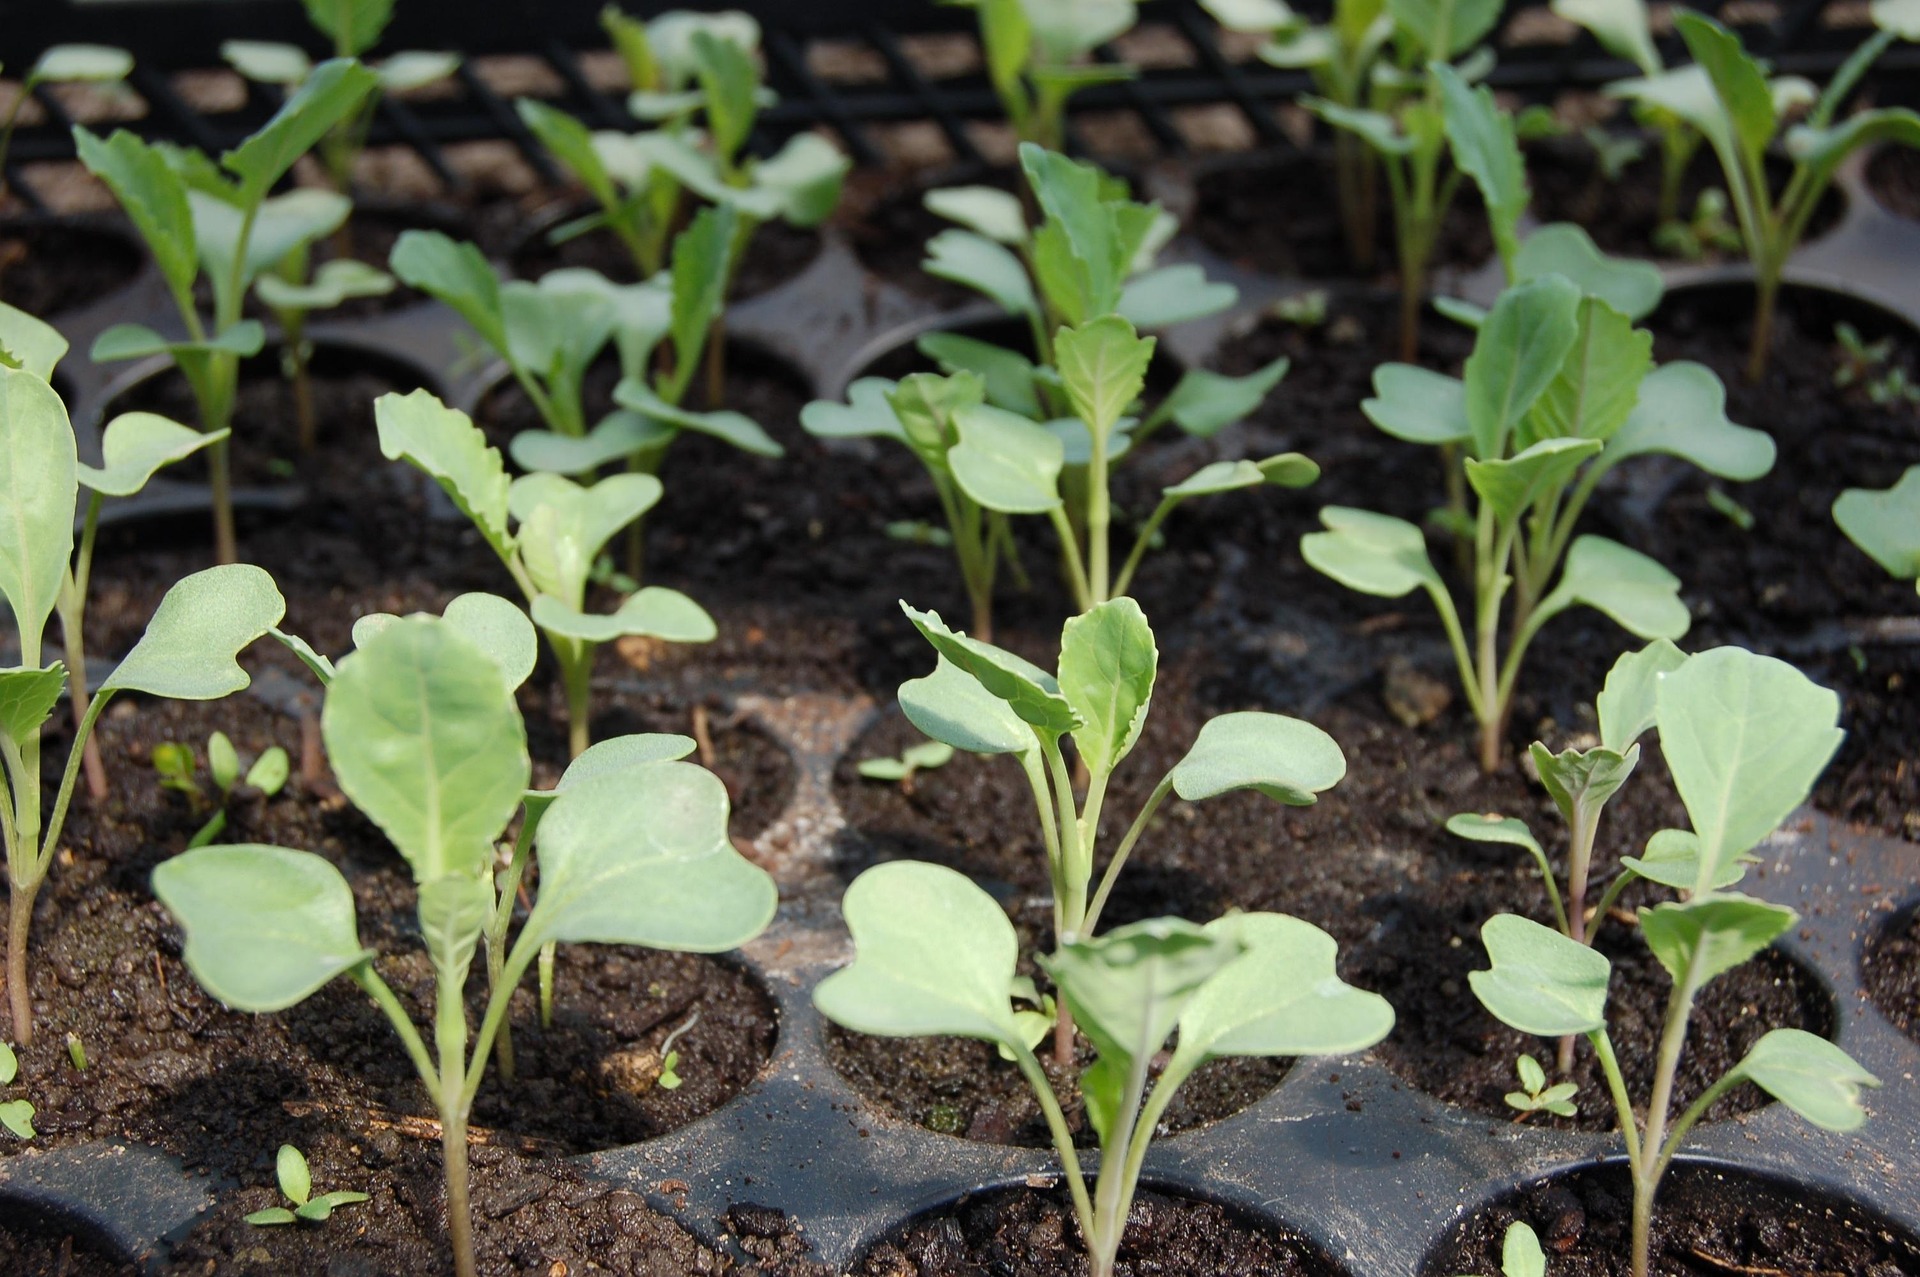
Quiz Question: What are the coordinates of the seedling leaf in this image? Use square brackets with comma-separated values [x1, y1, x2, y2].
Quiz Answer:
[1170, 711, 1345, 804]
[902, 603, 1078, 735]
[899, 658, 1040, 756]
[0, 367, 77, 647]
[102, 565, 286, 700]
[1731, 1028, 1879, 1131]
[1301, 506, 1442, 597]
[1609, 361, 1774, 480]
[1833, 465, 1920, 580]
[1057, 598, 1158, 776]
[0, 668, 66, 748]
[1536, 536, 1689, 640]
[1638, 894, 1796, 986]
[1162, 357, 1290, 438]
[948, 403, 1066, 515]
[1173, 912, 1393, 1066]
[79, 413, 225, 497]
[1470, 914, 1611, 1036]
[375, 391, 515, 559]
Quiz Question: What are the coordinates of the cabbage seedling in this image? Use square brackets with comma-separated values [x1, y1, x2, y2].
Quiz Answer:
[154, 613, 775, 1277]
[817, 860, 1392, 1277]
[244, 1143, 367, 1226]
[373, 389, 717, 757]
[221, 0, 459, 200]
[895, 597, 1345, 1057]
[946, 0, 1144, 151]
[0, 1039, 32, 1139]
[0, 45, 133, 208]
[1304, 274, 1776, 771]
[75, 59, 378, 562]
[1469, 647, 1872, 1277]
[1834, 464, 1920, 592]
[857, 739, 955, 792]
[1456, 1222, 1548, 1277]
[1612, 4, 1920, 379]
[155, 730, 292, 850]
[256, 255, 393, 454]
[1503, 1053, 1577, 1120]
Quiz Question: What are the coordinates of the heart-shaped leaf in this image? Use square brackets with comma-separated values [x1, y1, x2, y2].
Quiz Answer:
[1058, 598, 1157, 777]
[1607, 361, 1773, 480]
[523, 733, 699, 825]
[898, 658, 1039, 757]
[751, 132, 849, 227]
[0, 302, 69, 379]
[1595, 638, 1688, 752]
[1301, 506, 1442, 597]
[1470, 913, 1611, 1036]
[1730, 1028, 1879, 1131]
[389, 231, 507, 353]
[1116, 265, 1237, 329]
[1514, 222, 1664, 320]
[530, 588, 716, 644]
[1163, 460, 1264, 499]
[511, 471, 664, 602]
[1162, 357, 1290, 439]
[1536, 535, 1689, 641]
[1363, 364, 1470, 445]
[613, 380, 783, 458]
[509, 411, 673, 477]
[255, 258, 394, 312]
[919, 332, 1042, 418]
[1447, 812, 1543, 859]
[1833, 465, 1920, 582]
[800, 378, 907, 443]
[79, 413, 223, 497]
[102, 565, 285, 700]
[1170, 711, 1345, 804]
[1619, 827, 1751, 891]
[924, 230, 1036, 318]
[353, 593, 538, 692]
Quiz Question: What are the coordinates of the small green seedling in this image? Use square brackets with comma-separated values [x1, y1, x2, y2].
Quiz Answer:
[818, 860, 1392, 1277]
[1504, 1053, 1577, 1120]
[1613, 3, 1920, 379]
[1651, 188, 1743, 261]
[256, 254, 394, 454]
[1834, 464, 1920, 593]
[0, 356, 286, 1046]
[0, 45, 133, 207]
[1456, 1221, 1548, 1277]
[656, 1011, 700, 1091]
[154, 613, 775, 1277]
[64, 1032, 84, 1072]
[154, 731, 292, 849]
[1272, 288, 1330, 328]
[1470, 647, 1871, 1277]
[1832, 320, 1920, 407]
[244, 1143, 369, 1226]
[0, 1039, 32, 1139]
[1306, 273, 1774, 771]
[76, 60, 378, 562]
[896, 597, 1345, 1058]
[951, 0, 1144, 151]
[221, 0, 460, 198]
[1582, 125, 1646, 183]
[856, 738, 955, 792]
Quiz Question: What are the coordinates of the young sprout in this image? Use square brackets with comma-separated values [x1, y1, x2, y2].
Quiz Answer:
[221, 0, 460, 200]
[255, 255, 394, 454]
[1271, 288, 1330, 329]
[0, 356, 287, 1045]
[64, 1031, 84, 1072]
[1456, 1222, 1548, 1277]
[1503, 1053, 1577, 1120]
[155, 731, 292, 850]
[1469, 647, 1874, 1277]
[0, 45, 133, 207]
[0, 1039, 32, 1139]
[949, 0, 1144, 151]
[1653, 188, 1743, 261]
[656, 1011, 700, 1091]
[1304, 274, 1775, 771]
[856, 738, 955, 793]
[1612, 3, 1920, 379]
[154, 613, 775, 1277]
[373, 389, 717, 757]
[244, 1143, 368, 1227]
[817, 861, 1392, 1277]
[1834, 464, 1920, 592]
[75, 60, 378, 562]
[895, 597, 1345, 1058]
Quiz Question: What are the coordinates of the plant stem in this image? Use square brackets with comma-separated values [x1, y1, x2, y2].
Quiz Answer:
[435, 961, 479, 1277]
[1746, 269, 1780, 384]
[59, 495, 107, 801]
[293, 338, 317, 455]
[209, 435, 238, 566]
[1086, 431, 1110, 607]
[441, 1109, 476, 1277]
[6, 881, 34, 1046]
[558, 643, 594, 759]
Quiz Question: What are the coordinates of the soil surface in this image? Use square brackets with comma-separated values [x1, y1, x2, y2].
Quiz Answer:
[855, 1185, 1343, 1277]
[510, 205, 824, 300]
[1867, 143, 1920, 222]
[1192, 150, 1493, 282]
[1864, 899, 1920, 1044]
[1423, 1163, 1920, 1275]
[0, 219, 145, 319]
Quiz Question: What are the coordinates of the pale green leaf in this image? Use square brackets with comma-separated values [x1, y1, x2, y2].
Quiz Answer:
[924, 231, 1036, 317]
[375, 390, 514, 560]
[1833, 464, 1920, 581]
[1595, 638, 1688, 751]
[1464, 275, 1583, 459]
[1363, 365, 1470, 444]
[1618, 826, 1751, 891]
[1467, 437, 1604, 525]
[948, 402, 1065, 515]
[925, 185, 1029, 244]
[30, 44, 134, 85]
[1471, 914, 1611, 1036]
[102, 565, 285, 700]
[1302, 506, 1442, 597]
[1058, 598, 1158, 777]
[1536, 535, 1689, 641]
[0, 367, 76, 649]
[898, 658, 1039, 757]
[1731, 1028, 1879, 1131]
[0, 667, 66, 747]
[222, 59, 379, 204]
[1638, 893, 1796, 985]
[1514, 223, 1665, 321]
[1608, 361, 1774, 480]
[0, 302, 69, 379]
[1170, 711, 1345, 804]
[902, 602, 1078, 735]
[510, 411, 672, 477]
[79, 412, 222, 497]
[1163, 357, 1290, 438]
[613, 380, 783, 458]
[1116, 265, 1237, 329]
[529, 588, 716, 645]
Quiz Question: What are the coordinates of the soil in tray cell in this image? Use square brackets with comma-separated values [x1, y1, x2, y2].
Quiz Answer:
[0, 219, 144, 319]
[1864, 898, 1920, 1045]
[1868, 143, 1920, 222]
[0, 1224, 134, 1277]
[512, 204, 823, 300]
[1423, 1163, 1920, 1276]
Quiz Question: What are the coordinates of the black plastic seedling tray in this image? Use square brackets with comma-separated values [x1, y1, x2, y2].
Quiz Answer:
[5, 147, 1920, 1273]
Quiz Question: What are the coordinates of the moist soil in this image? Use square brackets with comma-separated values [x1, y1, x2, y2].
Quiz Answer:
[1192, 150, 1493, 282]
[854, 1185, 1343, 1277]
[1863, 899, 1920, 1045]
[1867, 142, 1920, 222]
[0, 219, 145, 320]
[1527, 138, 1846, 261]
[1423, 1163, 1920, 1276]
[510, 205, 824, 300]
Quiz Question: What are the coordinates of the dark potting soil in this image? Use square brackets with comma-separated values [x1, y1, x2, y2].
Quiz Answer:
[1863, 899, 1920, 1045]
[1806, 642, 1920, 842]
[855, 1185, 1343, 1277]
[0, 1223, 133, 1277]
[1422, 1163, 1920, 1276]
[1867, 142, 1920, 222]
[0, 220, 144, 320]
[1526, 138, 1845, 261]
[1191, 150, 1493, 282]
[510, 205, 824, 300]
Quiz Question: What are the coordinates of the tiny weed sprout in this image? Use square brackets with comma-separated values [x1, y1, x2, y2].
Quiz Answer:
[245, 1143, 369, 1227]
[154, 611, 776, 1277]
[0, 45, 133, 207]
[64, 1031, 85, 1072]
[373, 389, 718, 757]
[222, 0, 460, 201]
[656, 1011, 700, 1091]
[1833, 464, 1920, 593]
[1504, 1052, 1578, 1120]
[1612, 3, 1920, 380]
[1456, 1222, 1548, 1277]
[0, 1038, 32, 1139]
[155, 730, 292, 850]
[1469, 647, 1875, 1277]
[952, 0, 1143, 151]
[75, 59, 378, 562]
[1305, 272, 1775, 772]
[817, 861, 1392, 1277]
[856, 738, 955, 792]
[1201, 0, 1395, 269]
[895, 597, 1345, 1058]
[0, 350, 286, 1045]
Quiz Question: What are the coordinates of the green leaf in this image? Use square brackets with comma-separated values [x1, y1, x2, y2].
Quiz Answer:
[509, 411, 672, 477]
[275, 1144, 312, 1207]
[1301, 506, 1443, 597]
[1552, 0, 1658, 75]
[1387, 0, 1502, 54]
[1834, 465, 1920, 580]
[669, 204, 736, 374]
[925, 185, 1028, 244]
[924, 231, 1036, 317]
[1163, 357, 1290, 438]
[151, 845, 374, 1013]
[511, 472, 663, 603]
[1595, 638, 1688, 752]
[353, 593, 539, 692]
[222, 59, 379, 204]
[1607, 361, 1774, 480]
[256, 258, 393, 312]
[302, 0, 395, 56]
[247, 747, 291, 797]
[102, 565, 285, 699]
[891, 372, 986, 470]
[522, 733, 699, 827]
[1020, 144, 1152, 321]
[814, 860, 1027, 1045]
[90, 321, 266, 366]
[223, 40, 313, 85]
[0, 667, 65, 748]
[0, 1099, 34, 1140]
[1528, 299, 1651, 445]
[195, 187, 351, 292]
[1163, 460, 1264, 499]
[1446, 812, 1543, 859]
[389, 232, 507, 354]
[1619, 827, 1750, 891]
[1363, 365, 1470, 444]
[1058, 598, 1158, 777]
[1172, 912, 1392, 1069]
[1536, 535, 1689, 641]
[1467, 437, 1605, 525]
[320, 616, 529, 884]
[1531, 744, 1640, 826]
[418, 871, 491, 995]
[801, 378, 906, 443]
[1875, 0, 1920, 36]
[692, 28, 759, 161]
[0, 1040, 15, 1084]
[209, 731, 241, 793]
[1514, 223, 1664, 321]
[613, 380, 783, 458]
[1464, 276, 1583, 459]
[750, 132, 848, 227]
[1437, 64, 1528, 266]
[30, 44, 134, 85]
[0, 302, 69, 378]
[1256, 452, 1321, 487]
[376, 51, 460, 93]
[1116, 265, 1237, 329]
[1056, 315, 1154, 441]
[79, 412, 223, 497]
[1307, 99, 1413, 155]
[948, 403, 1065, 514]
[1470, 914, 1611, 1036]
[245, 1207, 296, 1227]
[1170, 711, 1345, 804]
[529, 588, 717, 645]
[1730, 1028, 1879, 1132]
[918, 332, 1041, 418]
[375, 390, 514, 560]
[1655, 647, 1844, 892]
[898, 658, 1040, 757]
[72, 128, 199, 303]
[294, 1190, 369, 1222]
[1199, 0, 1297, 29]
[1638, 893, 1796, 986]
[0, 367, 76, 649]
[902, 602, 1078, 735]
[1674, 12, 1777, 165]
[517, 99, 620, 211]
[1501, 1221, 1548, 1277]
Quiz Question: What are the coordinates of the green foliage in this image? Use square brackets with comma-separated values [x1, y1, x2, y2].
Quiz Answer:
[856, 739, 956, 787]
[0, 1039, 31, 1139]
[1834, 464, 1920, 588]
[0, 45, 133, 202]
[244, 1143, 370, 1227]
[1504, 1053, 1578, 1118]
[953, 0, 1143, 150]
